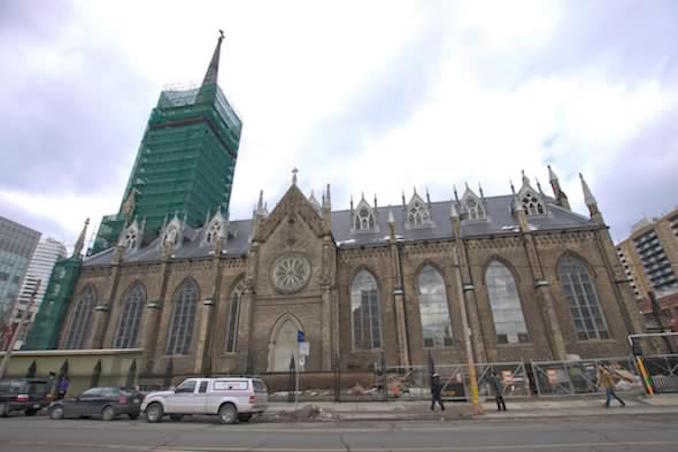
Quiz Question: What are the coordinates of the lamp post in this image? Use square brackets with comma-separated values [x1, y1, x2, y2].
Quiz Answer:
[450, 206, 482, 415]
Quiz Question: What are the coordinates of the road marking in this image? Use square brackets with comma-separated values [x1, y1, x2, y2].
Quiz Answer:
[6, 440, 678, 452]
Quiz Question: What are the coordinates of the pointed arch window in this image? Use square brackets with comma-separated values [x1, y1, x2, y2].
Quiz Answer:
[521, 192, 545, 216]
[121, 228, 138, 251]
[465, 198, 485, 220]
[206, 221, 222, 244]
[166, 278, 199, 355]
[226, 280, 246, 352]
[485, 261, 529, 344]
[558, 256, 609, 340]
[418, 265, 453, 347]
[65, 285, 96, 349]
[407, 200, 431, 227]
[113, 283, 145, 348]
[355, 206, 376, 231]
[351, 270, 382, 350]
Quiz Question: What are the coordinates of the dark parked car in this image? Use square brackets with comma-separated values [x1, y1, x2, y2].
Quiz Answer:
[0, 378, 51, 417]
[48, 387, 143, 421]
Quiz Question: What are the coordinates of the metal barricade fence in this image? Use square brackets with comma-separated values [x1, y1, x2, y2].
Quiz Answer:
[530, 356, 641, 397]
[642, 354, 678, 393]
[384, 361, 529, 401]
[475, 362, 531, 398]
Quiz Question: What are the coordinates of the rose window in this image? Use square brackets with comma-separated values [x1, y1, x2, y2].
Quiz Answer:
[272, 253, 311, 293]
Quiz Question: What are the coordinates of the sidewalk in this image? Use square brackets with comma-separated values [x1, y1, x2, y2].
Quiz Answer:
[261, 393, 678, 422]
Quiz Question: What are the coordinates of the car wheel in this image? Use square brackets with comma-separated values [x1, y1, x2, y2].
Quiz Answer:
[49, 405, 64, 420]
[25, 409, 37, 416]
[102, 406, 116, 421]
[169, 414, 184, 422]
[218, 403, 237, 425]
[0, 402, 8, 417]
[128, 413, 139, 420]
[145, 403, 163, 423]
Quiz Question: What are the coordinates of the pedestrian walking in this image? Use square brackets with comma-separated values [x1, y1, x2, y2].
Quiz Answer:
[47, 371, 56, 400]
[597, 365, 625, 408]
[430, 372, 445, 411]
[57, 375, 70, 400]
[489, 370, 506, 411]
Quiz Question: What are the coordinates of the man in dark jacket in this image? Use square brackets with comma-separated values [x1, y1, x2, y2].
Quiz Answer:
[430, 372, 445, 411]
[489, 370, 506, 411]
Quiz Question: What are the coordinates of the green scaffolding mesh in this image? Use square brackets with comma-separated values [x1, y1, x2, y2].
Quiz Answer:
[92, 82, 241, 253]
[24, 257, 81, 350]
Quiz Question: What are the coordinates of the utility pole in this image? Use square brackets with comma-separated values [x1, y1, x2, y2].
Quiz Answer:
[0, 280, 40, 379]
[450, 205, 482, 415]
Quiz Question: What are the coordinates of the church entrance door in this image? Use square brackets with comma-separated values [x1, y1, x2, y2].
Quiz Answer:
[267, 314, 303, 372]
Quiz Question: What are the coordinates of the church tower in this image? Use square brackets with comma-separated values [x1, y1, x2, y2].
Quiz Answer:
[92, 32, 241, 253]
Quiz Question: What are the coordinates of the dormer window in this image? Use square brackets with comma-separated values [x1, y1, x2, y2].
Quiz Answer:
[522, 192, 545, 216]
[406, 192, 433, 229]
[356, 207, 375, 230]
[118, 220, 141, 252]
[465, 198, 485, 220]
[460, 183, 486, 221]
[206, 222, 221, 244]
[352, 197, 378, 232]
[408, 201, 429, 225]
[122, 230, 137, 250]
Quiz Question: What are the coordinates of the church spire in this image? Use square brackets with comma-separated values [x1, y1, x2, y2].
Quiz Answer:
[580, 172, 602, 223]
[72, 218, 90, 259]
[548, 165, 570, 210]
[201, 30, 225, 87]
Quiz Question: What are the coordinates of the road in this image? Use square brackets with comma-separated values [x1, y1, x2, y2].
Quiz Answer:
[0, 413, 677, 451]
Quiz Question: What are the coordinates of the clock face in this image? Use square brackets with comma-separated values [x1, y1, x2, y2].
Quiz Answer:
[271, 253, 311, 294]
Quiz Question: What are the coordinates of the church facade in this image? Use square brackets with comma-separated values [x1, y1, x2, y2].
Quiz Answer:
[56, 169, 643, 377]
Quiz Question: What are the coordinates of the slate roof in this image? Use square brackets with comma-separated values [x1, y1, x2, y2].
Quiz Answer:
[82, 195, 595, 267]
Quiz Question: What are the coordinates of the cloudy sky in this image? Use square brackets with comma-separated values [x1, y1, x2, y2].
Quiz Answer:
[1, 0, 677, 248]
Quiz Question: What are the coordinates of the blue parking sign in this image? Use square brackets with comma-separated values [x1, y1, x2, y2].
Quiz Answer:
[297, 330, 305, 343]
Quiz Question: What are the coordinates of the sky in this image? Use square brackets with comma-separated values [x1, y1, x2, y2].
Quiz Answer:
[1, 0, 677, 249]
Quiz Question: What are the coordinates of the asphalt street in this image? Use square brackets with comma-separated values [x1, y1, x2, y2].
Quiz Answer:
[0, 413, 677, 451]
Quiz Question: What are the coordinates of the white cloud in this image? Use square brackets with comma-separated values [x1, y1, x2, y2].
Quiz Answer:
[2, 0, 678, 243]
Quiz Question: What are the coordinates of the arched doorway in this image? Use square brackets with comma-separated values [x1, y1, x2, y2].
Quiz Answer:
[267, 314, 303, 372]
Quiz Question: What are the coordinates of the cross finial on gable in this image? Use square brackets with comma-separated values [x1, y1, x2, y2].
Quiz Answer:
[292, 168, 298, 185]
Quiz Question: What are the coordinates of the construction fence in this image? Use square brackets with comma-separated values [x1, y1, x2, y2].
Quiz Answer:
[268, 354, 678, 403]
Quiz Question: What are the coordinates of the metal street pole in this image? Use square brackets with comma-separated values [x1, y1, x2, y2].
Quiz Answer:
[0, 280, 41, 379]
[453, 265, 482, 414]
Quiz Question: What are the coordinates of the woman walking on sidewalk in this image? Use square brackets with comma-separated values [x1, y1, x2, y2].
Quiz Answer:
[598, 365, 626, 408]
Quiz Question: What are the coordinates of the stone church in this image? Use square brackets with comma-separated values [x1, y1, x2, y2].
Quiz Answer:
[57, 168, 642, 377]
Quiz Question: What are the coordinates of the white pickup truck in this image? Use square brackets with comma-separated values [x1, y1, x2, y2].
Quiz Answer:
[141, 377, 268, 424]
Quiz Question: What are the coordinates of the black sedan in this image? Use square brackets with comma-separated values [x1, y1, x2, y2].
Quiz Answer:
[48, 387, 143, 421]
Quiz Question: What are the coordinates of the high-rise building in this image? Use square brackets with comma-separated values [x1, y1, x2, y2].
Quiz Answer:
[0, 216, 41, 317]
[92, 32, 242, 253]
[616, 207, 678, 330]
[10, 238, 67, 349]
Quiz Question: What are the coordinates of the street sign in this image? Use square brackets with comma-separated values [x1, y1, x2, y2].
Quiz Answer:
[299, 355, 306, 368]
[299, 341, 310, 356]
[297, 330, 305, 343]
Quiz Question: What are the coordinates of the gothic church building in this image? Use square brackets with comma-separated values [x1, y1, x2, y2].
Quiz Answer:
[58, 169, 642, 376]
